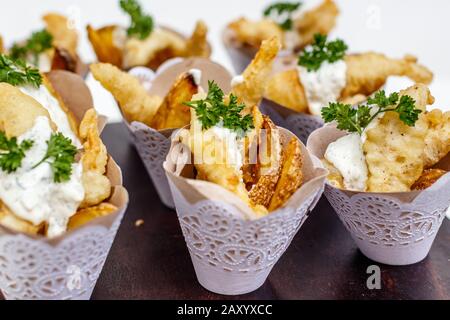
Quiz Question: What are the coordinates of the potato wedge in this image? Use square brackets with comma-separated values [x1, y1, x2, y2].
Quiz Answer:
[43, 13, 78, 55]
[184, 20, 211, 58]
[412, 169, 447, 191]
[87, 25, 124, 68]
[269, 137, 303, 211]
[68, 203, 117, 230]
[150, 73, 198, 130]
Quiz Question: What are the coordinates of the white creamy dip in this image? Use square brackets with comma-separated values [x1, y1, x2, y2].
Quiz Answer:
[298, 60, 347, 116]
[188, 69, 202, 86]
[19, 85, 81, 148]
[231, 75, 244, 87]
[324, 133, 368, 191]
[0, 116, 85, 238]
[37, 53, 52, 73]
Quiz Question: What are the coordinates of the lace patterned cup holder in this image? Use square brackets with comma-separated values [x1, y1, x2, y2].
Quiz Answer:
[164, 127, 327, 295]
[307, 125, 450, 266]
[0, 159, 129, 300]
[260, 99, 324, 145]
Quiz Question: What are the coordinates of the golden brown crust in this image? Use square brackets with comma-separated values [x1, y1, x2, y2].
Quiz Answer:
[423, 109, 450, 168]
[43, 13, 78, 55]
[150, 73, 198, 130]
[68, 203, 117, 231]
[87, 25, 124, 68]
[411, 169, 447, 191]
[322, 159, 344, 189]
[184, 20, 211, 58]
[269, 137, 303, 211]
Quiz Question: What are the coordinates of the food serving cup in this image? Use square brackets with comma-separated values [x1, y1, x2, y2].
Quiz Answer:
[164, 127, 327, 295]
[0, 71, 129, 300]
[123, 58, 232, 209]
[307, 125, 450, 266]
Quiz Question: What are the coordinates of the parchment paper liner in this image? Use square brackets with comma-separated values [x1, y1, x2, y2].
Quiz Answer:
[0, 71, 129, 300]
[125, 58, 232, 208]
[307, 125, 450, 266]
[164, 127, 327, 295]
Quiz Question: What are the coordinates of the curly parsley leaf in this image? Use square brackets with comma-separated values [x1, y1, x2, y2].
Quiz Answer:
[263, 2, 302, 30]
[321, 90, 422, 135]
[10, 29, 53, 66]
[0, 132, 34, 173]
[298, 33, 348, 71]
[120, 0, 154, 40]
[184, 81, 254, 135]
[33, 133, 77, 183]
[0, 54, 42, 87]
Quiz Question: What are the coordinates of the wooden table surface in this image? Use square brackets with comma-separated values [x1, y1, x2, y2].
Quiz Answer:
[2, 122, 449, 300]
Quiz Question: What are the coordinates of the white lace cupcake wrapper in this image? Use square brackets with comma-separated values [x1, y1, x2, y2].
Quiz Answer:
[0, 207, 126, 300]
[168, 178, 324, 295]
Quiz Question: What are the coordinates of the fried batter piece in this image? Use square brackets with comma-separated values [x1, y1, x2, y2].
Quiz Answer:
[68, 203, 117, 230]
[232, 37, 280, 108]
[411, 169, 447, 191]
[151, 73, 198, 130]
[322, 159, 344, 189]
[228, 18, 284, 49]
[183, 20, 210, 59]
[90, 63, 162, 126]
[423, 109, 450, 168]
[43, 13, 78, 55]
[79, 109, 112, 208]
[269, 137, 303, 211]
[87, 25, 124, 68]
[265, 53, 433, 114]
[363, 84, 434, 192]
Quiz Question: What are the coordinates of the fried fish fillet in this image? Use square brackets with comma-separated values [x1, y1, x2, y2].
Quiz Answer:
[79, 109, 112, 208]
[363, 84, 434, 192]
[232, 37, 280, 108]
[411, 169, 447, 191]
[293, 0, 339, 48]
[87, 25, 124, 68]
[151, 73, 198, 130]
[68, 203, 117, 230]
[43, 13, 78, 56]
[184, 20, 210, 58]
[423, 109, 450, 168]
[90, 63, 162, 126]
[265, 53, 433, 114]
[269, 137, 303, 211]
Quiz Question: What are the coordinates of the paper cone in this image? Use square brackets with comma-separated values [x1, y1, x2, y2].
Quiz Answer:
[126, 58, 232, 209]
[0, 71, 129, 300]
[164, 127, 327, 295]
[307, 125, 450, 266]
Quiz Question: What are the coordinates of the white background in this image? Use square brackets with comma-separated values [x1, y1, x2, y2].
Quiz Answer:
[1, 0, 449, 119]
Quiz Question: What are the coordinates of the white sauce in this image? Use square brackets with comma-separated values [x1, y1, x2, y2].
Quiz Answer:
[37, 53, 52, 73]
[324, 133, 368, 191]
[113, 27, 127, 49]
[298, 60, 347, 116]
[231, 75, 244, 87]
[188, 69, 202, 86]
[0, 117, 84, 238]
[206, 125, 244, 172]
[19, 85, 81, 148]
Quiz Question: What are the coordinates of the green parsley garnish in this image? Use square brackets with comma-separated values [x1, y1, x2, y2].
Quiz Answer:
[0, 54, 42, 87]
[298, 33, 348, 72]
[0, 132, 34, 173]
[10, 29, 53, 66]
[120, 0, 154, 40]
[321, 90, 422, 135]
[263, 2, 302, 30]
[184, 81, 254, 135]
[33, 133, 77, 183]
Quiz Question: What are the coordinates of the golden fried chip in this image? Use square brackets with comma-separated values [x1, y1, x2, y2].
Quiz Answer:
[151, 73, 198, 130]
[269, 137, 303, 211]
[87, 25, 124, 68]
[90, 63, 162, 126]
[184, 20, 210, 58]
[265, 69, 308, 113]
[228, 17, 284, 49]
[232, 36, 280, 108]
[68, 203, 117, 230]
[0, 83, 53, 137]
[411, 169, 447, 191]
[43, 13, 78, 55]
[79, 109, 112, 208]
[423, 109, 450, 168]
[363, 84, 434, 192]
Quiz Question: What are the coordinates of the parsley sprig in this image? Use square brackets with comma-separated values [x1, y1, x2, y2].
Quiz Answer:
[184, 81, 254, 135]
[321, 90, 422, 135]
[33, 133, 77, 183]
[10, 30, 53, 66]
[0, 54, 42, 87]
[263, 2, 302, 30]
[120, 0, 154, 40]
[298, 33, 348, 71]
[0, 132, 33, 173]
